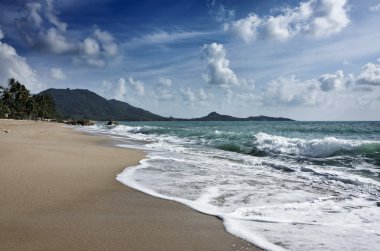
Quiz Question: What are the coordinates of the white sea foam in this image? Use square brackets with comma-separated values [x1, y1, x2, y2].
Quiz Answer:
[253, 132, 376, 157]
[78, 124, 380, 251]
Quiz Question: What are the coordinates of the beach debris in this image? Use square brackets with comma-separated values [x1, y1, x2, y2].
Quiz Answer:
[376, 202, 380, 207]
[4, 130, 10, 133]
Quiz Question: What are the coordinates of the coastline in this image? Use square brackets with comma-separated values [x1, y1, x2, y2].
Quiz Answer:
[0, 120, 258, 250]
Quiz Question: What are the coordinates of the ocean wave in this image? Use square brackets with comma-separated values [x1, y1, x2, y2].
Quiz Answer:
[252, 132, 380, 158]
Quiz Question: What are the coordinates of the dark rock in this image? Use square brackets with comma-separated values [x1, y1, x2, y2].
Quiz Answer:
[376, 202, 380, 207]
[65, 120, 94, 126]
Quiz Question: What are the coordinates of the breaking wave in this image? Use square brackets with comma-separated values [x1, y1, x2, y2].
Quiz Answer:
[252, 132, 380, 158]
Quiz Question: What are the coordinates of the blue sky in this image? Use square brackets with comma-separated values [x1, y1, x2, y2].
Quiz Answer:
[0, 0, 380, 120]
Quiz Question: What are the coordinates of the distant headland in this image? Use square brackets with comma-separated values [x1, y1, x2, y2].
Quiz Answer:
[41, 88, 294, 122]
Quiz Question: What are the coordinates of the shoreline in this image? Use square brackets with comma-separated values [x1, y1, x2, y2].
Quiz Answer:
[0, 119, 259, 250]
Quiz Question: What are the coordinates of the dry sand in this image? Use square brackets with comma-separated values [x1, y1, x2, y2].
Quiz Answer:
[0, 120, 259, 251]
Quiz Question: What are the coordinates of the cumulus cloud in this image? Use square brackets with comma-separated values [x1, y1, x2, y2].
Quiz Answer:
[50, 67, 66, 80]
[39, 27, 76, 54]
[157, 77, 173, 87]
[263, 75, 323, 106]
[94, 29, 118, 56]
[153, 77, 175, 101]
[226, 14, 262, 42]
[224, 0, 350, 42]
[82, 38, 100, 56]
[126, 77, 145, 96]
[16, 1, 118, 67]
[0, 26, 42, 92]
[198, 88, 211, 101]
[100, 78, 127, 101]
[356, 63, 380, 86]
[75, 28, 118, 67]
[318, 70, 353, 91]
[180, 86, 213, 105]
[258, 59, 380, 107]
[201, 43, 239, 87]
[100, 77, 145, 101]
[180, 87, 196, 103]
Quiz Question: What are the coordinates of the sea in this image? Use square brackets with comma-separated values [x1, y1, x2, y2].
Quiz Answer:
[79, 121, 380, 251]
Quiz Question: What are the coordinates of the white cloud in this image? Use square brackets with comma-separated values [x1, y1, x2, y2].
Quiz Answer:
[318, 70, 353, 91]
[50, 67, 66, 80]
[153, 77, 175, 101]
[126, 77, 145, 96]
[94, 28, 118, 56]
[370, 3, 380, 12]
[39, 27, 76, 54]
[84, 58, 105, 68]
[130, 30, 207, 46]
[208, 0, 235, 23]
[201, 43, 239, 87]
[198, 88, 210, 101]
[356, 63, 380, 86]
[26, 2, 43, 28]
[157, 77, 172, 87]
[45, 0, 67, 32]
[16, 1, 118, 67]
[263, 75, 323, 106]
[225, 14, 261, 42]
[180, 87, 196, 103]
[18, 1, 73, 54]
[100, 78, 127, 101]
[0, 27, 42, 92]
[82, 37, 100, 56]
[100, 77, 145, 101]
[224, 0, 350, 42]
[180, 86, 213, 105]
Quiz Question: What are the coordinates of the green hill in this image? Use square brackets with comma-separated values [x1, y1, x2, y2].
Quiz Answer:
[40, 88, 167, 121]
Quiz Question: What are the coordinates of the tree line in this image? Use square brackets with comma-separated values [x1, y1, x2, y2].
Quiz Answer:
[0, 78, 57, 120]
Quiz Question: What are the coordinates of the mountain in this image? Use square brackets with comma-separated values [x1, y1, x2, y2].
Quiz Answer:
[192, 112, 242, 121]
[192, 112, 294, 121]
[40, 88, 167, 121]
[39, 88, 294, 122]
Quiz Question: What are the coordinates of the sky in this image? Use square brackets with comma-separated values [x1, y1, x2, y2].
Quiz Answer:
[0, 0, 380, 120]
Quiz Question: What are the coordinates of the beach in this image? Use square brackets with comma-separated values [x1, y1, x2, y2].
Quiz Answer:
[0, 119, 257, 251]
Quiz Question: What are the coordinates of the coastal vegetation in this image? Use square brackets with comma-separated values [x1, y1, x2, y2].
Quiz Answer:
[0, 78, 57, 120]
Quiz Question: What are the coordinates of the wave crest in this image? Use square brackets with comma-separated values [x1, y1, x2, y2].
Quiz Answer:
[253, 132, 379, 158]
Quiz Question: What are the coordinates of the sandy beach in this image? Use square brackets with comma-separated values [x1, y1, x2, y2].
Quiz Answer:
[0, 120, 258, 251]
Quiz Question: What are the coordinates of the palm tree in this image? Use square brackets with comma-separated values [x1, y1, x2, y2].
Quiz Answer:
[1, 78, 57, 120]
[0, 85, 14, 117]
[25, 98, 36, 120]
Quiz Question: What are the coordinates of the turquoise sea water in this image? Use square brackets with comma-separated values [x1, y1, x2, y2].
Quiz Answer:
[81, 121, 380, 251]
